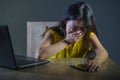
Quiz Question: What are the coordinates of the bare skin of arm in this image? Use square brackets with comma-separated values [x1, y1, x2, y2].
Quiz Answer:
[86, 33, 109, 72]
[35, 30, 69, 60]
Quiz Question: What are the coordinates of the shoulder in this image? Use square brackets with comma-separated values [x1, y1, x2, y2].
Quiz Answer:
[43, 27, 62, 42]
[43, 30, 54, 41]
[43, 26, 58, 37]
[43, 27, 64, 44]
[89, 32, 98, 40]
[45, 27, 60, 38]
[48, 26, 64, 37]
[89, 32, 101, 47]
[89, 32, 96, 39]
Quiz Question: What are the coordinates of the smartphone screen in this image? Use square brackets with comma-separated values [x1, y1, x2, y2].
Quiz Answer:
[70, 64, 87, 72]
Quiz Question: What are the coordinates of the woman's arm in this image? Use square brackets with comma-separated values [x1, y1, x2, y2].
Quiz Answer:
[86, 33, 109, 72]
[35, 30, 69, 60]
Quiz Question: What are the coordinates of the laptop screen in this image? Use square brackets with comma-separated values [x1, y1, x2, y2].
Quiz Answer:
[0, 24, 17, 69]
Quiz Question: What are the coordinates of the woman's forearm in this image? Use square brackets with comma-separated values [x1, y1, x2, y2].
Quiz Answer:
[95, 48, 109, 63]
[38, 40, 69, 60]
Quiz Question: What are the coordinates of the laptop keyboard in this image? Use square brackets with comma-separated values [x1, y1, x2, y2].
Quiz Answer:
[15, 55, 44, 65]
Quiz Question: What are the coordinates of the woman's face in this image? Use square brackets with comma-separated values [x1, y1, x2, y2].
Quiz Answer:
[66, 20, 87, 34]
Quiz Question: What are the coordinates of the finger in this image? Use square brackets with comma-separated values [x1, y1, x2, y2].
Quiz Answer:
[75, 35, 83, 41]
[68, 30, 81, 34]
[72, 32, 80, 36]
[72, 30, 82, 34]
[76, 30, 81, 34]
[85, 62, 93, 70]
[74, 32, 84, 40]
[90, 64, 101, 72]
[70, 32, 83, 39]
[80, 32, 85, 36]
[96, 65, 101, 71]
[72, 33, 82, 39]
[75, 32, 84, 38]
[91, 64, 99, 72]
[68, 29, 76, 33]
[88, 63, 96, 72]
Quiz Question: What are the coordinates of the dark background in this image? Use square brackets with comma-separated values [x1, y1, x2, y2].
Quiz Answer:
[0, 0, 120, 65]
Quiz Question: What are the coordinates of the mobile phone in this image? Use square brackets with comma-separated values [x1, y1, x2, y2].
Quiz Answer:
[70, 64, 87, 72]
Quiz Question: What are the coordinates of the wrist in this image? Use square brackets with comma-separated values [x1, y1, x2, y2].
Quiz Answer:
[63, 38, 75, 45]
[63, 39, 72, 45]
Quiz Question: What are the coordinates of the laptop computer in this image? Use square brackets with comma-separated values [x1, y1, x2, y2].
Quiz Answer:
[0, 24, 49, 70]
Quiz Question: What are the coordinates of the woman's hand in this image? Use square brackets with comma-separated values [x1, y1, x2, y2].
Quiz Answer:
[85, 58, 102, 72]
[65, 30, 85, 44]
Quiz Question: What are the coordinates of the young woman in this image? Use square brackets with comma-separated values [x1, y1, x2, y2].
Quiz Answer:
[35, 2, 108, 72]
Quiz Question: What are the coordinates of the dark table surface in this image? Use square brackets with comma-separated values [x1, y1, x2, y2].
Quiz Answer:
[0, 58, 120, 80]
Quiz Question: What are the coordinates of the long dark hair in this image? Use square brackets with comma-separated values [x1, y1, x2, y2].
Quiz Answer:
[58, 2, 98, 54]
